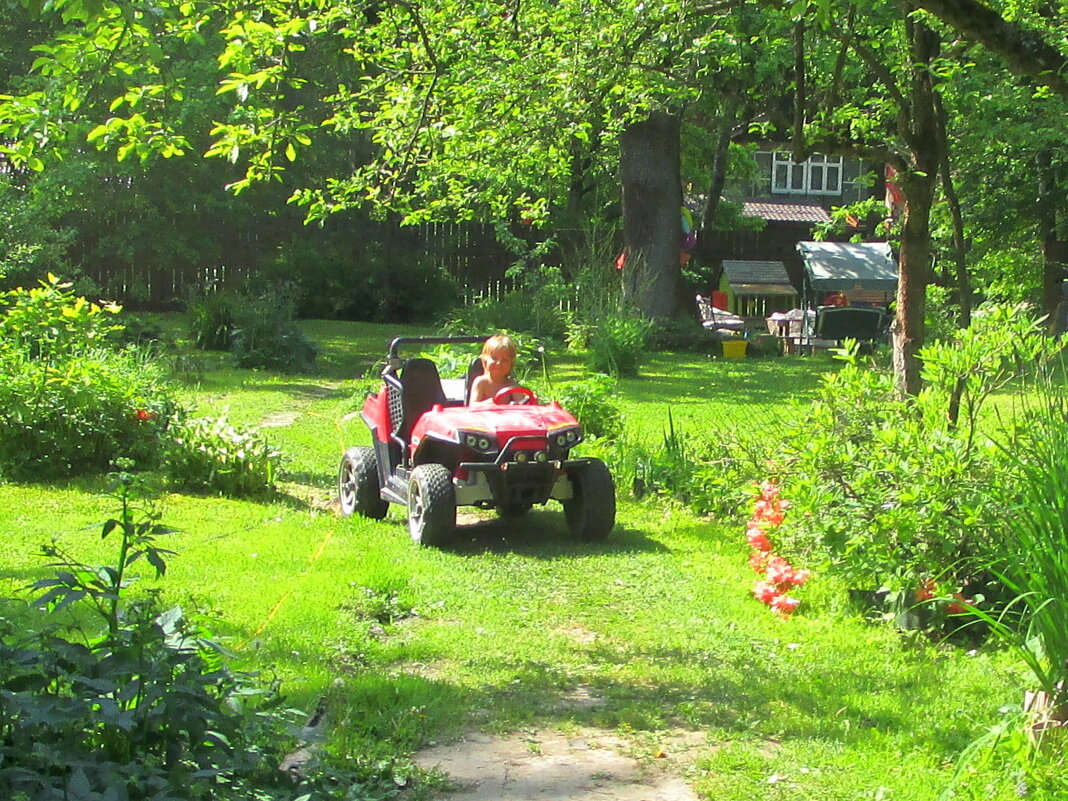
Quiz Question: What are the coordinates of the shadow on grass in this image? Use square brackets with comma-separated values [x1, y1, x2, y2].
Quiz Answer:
[446, 510, 670, 558]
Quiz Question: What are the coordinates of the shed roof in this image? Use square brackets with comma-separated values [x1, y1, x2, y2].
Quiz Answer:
[743, 201, 832, 223]
[722, 259, 792, 285]
[797, 241, 898, 290]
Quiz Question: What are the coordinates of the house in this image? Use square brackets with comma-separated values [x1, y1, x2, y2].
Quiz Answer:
[702, 148, 885, 315]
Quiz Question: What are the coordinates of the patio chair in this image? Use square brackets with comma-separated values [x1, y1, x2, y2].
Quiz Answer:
[814, 306, 886, 346]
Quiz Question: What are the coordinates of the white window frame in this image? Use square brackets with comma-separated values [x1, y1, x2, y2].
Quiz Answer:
[771, 152, 843, 196]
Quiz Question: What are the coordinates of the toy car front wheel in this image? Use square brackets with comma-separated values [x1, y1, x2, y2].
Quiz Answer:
[408, 464, 456, 546]
[338, 446, 388, 519]
[562, 459, 615, 541]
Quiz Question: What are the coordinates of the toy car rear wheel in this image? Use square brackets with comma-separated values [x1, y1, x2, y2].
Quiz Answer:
[562, 459, 615, 541]
[338, 446, 388, 519]
[408, 464, 456, 546]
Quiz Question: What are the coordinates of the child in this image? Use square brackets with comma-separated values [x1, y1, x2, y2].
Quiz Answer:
[469, 334, 521, 405]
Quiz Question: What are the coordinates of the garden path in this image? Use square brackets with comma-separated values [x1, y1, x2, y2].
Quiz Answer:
[411, 727, 704, 801]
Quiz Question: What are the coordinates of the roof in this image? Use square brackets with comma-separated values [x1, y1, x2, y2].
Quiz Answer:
[797, 241, 898, 290]
[742, 201, 831, 223]
[721, 260, 797, 296]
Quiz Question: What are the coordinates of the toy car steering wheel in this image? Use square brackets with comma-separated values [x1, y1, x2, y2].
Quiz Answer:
[493, 386, 537, 406]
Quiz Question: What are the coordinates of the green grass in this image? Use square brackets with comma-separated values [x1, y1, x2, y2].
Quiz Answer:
[0, 319, 1049, 800]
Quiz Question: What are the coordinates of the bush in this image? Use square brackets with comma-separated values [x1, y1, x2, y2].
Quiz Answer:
[646, 317, 720, 353]
[163, 411, 284, 497]
[556, 375, 623, 440]
[0, 347, 176, 479]
[187, 290, 236, 350]
[188, 284, 317, 373]
[440, 267, 571, 342]
[773, 307, 1063, 596]
[0, 277, 177, 479]
[585, 313, 651, 377]
[2, 473, 398, 800]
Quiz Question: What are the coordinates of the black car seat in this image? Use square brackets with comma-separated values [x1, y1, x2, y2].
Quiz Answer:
[464, 357, 484, 404]
[396, 358, 447, 442]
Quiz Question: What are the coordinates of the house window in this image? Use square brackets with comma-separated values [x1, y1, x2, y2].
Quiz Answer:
[772, 152, 842, 195]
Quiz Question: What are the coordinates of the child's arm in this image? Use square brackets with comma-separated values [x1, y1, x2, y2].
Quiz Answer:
[468, 374, 493, 405]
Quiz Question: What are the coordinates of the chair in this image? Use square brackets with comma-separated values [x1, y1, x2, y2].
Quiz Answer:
[814, 307, 886, 345]
[395, 358, 447, 442]
[695, 294, 745, 331]
[464, 357, 484, 405]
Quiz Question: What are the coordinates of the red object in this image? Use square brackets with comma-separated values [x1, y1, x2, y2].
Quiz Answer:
[823, 291, 847, 307]
[615, 252, 627, 271]
[711, 290, 728, 310]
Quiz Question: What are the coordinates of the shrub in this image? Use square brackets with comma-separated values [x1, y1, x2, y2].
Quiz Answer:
[3, 472, 394, 800]
[646, 317, 720, 354]
[0, 347, 176, 479]
[440, 269, 571, 342]
[188, 284, 317, 373]
[163, 411, 284, 497]
[0, 273, 122, 359]
[0, 277, 177, 479]
[186, 290, 235, 351]
[556, 375, 623, 440]
[773, 306, 1061, 597]
[585, 313, 651, 377]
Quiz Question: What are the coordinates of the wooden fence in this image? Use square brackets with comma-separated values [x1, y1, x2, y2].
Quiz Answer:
[81, 220, 519, 311]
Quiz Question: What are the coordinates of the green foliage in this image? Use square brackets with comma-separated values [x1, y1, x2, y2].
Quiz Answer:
[974, 386, 1068, 704]
[230, 284, 318, 373]
[584, 313, 651, 377]
[0, 272, 122, 359]
[555, 374, 623, 440]
[3, 472, 382, 801]
[163, 411, 284, 497]
[647, 316, 720, 354]
[0, 177, 74, 289]
[187, 290, 236, 351]
[774, 306, 1060, 595]
[33, 469, 176, 637]
[188, 285, 317, 372]
[0, 277, 176, 479]
[440, 268, 571, 342]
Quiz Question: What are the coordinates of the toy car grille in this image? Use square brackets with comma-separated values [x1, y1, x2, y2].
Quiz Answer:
[388, 385, 403, 431]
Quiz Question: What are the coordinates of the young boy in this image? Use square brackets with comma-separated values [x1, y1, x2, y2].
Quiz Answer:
[469, 334, 521, 405]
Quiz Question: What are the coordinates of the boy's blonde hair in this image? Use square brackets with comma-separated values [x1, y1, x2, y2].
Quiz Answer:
[481, 333, 517, 360]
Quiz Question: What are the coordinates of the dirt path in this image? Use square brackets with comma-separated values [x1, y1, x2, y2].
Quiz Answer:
[412, 728, 704, 801]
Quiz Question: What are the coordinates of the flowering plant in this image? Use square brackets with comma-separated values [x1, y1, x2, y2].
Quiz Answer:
[747, 480, 809, 617]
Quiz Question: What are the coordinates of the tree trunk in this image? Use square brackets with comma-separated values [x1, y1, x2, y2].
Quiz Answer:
[695, 111, 734, 271]
[892, 10, 941, 398]
[934, 93, 972, 327]
[619, 111, 682, 319]
[1037, 150, 1068, 323]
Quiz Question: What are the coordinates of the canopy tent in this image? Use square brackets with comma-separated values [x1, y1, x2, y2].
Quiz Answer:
[796, 241, 898, 292]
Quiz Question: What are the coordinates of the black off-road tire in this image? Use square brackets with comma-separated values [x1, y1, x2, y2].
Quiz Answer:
[408, 464, 456, 546]
[562, 459, 615, 541]
[338, 446, 388, 519]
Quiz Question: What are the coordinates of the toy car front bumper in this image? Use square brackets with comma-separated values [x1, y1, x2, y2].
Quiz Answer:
[454, 458, 596, 508]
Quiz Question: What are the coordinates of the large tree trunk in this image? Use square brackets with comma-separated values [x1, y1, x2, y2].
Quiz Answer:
[892, 10, 942, 398]
[619, 111, 682, 319]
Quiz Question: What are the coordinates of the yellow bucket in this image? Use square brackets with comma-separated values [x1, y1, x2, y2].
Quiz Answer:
[722, 340, 748, 359]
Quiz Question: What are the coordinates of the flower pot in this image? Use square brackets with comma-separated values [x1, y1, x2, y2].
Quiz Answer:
[722, 340, 747, 359]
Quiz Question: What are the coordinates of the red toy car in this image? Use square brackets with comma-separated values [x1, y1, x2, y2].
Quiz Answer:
[338, 336, 616, 546]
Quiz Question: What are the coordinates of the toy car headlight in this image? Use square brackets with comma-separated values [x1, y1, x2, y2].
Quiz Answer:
[461, 431, 496, 454]
[551, 426, 583, 451]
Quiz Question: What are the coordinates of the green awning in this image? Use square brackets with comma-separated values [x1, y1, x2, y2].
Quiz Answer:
[797, 242, 898, 291]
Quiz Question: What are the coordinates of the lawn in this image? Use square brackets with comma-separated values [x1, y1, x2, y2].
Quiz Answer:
[0, 319, 1039, 800]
